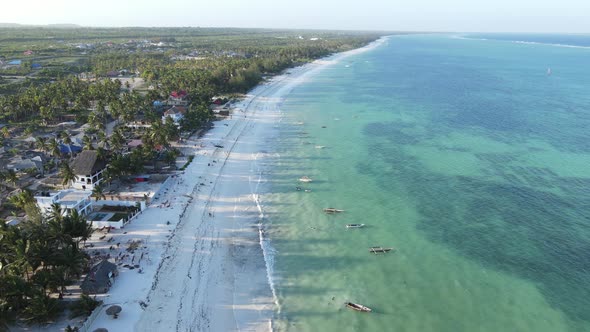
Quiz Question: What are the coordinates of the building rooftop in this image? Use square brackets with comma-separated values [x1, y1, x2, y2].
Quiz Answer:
[35, 189, 91, 206]
[164, 106, 186, 116]
[60, 190, 91, 204]
[81, 259, 118, 294]
[71, 150, 107, 175]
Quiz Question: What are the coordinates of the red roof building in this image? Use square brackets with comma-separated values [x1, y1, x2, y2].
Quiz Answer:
[170, 90, 188, 99]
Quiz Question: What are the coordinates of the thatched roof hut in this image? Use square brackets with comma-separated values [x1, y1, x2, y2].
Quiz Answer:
[71, 150, 107, 176]
[81, 259, 118, 294]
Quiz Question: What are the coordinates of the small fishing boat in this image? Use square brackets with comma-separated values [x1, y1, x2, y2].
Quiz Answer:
[346, 223, 365, 228]
[369, 246, 394, 254]
[315, 145, 326, 149]
[345, 302, 372, 312]
[299, 176, 312, 183]
[323, 208, 344, 213]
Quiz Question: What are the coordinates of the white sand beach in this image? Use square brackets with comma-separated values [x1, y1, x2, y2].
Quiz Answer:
[86, 37, 387, 332]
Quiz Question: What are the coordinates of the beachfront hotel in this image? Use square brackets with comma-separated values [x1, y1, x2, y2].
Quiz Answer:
[35, 189, 93, 216]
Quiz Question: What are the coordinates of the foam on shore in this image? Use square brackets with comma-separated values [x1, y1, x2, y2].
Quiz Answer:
[84, 37, 388, 332]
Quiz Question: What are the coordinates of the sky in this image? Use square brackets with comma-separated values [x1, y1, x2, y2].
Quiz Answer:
[1, 0, 589, 33]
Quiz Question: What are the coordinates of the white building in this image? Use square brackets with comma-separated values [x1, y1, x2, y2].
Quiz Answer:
[162, 106, 186, 124]
[70, 150, 107, 190]
[166, 90, 189, 106]
[35, 190, 92, 216]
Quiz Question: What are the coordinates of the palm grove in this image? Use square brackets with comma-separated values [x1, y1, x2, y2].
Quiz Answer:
[0, 27, 381, 327]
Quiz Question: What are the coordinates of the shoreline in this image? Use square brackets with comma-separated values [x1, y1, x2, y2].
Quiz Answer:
[86, 36, 387, 332]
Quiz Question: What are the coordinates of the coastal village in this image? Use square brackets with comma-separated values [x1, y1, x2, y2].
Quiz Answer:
[1, 81, 234, 330]
[2, 3, 589, 331]
[0, 27, 379, 331]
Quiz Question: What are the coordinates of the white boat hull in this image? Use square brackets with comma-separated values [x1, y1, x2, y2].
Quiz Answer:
[346, 224, 365, 228]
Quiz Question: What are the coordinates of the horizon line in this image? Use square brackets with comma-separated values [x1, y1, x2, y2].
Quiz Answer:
[0, 23, 588, 35]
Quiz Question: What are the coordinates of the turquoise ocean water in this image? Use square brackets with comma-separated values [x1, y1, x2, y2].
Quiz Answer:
[262, 34, 590, 332]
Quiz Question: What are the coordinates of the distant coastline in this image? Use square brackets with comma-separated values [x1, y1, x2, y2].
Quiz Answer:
[457, 33, 590, 48]
[0, 23, 82, 28]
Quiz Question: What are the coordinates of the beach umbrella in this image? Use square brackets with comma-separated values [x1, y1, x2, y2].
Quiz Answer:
[93, 329, 108, 332]
[106, 305, 122, 318]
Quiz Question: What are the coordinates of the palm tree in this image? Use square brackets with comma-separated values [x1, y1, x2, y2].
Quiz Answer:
[3, 169, 18, 188]
[47, 213, 71, 246]
[97, 131, 106, 145]
[163, 117, 179, 146]
[35, 137, 48, 154]
[22, 291, 59, 324]
[101, 167, 114, 186]
[82, 134, 93, 151]
[8, 190, 35, 211]
[10, 235, 38, 282]
[69, 294, 100, 319]
[109, 129, 125, 152]
[1, 126, 9, 139]
[96, 147, 108, 161]
[60, 131, 73, 158]
[48, 138, 60, 158]
[0, 298, 16, 330]
[49, 266, 68, 296]
[64, 210, 93, 248]
[0, 272, 30, 317]
[91, 183, 106, 201]
[59, 161, 76, 189]
[53, 242, 86, 279]
[147, 120, 168, 148]
[46, 203, 64, 225]
[48, 138, 61, 172]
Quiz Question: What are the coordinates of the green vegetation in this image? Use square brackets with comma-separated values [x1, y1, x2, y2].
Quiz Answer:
[0, 27, 381, 186]
[180, 155, 195, 171]
[1, 28, 379, 119]
[69, 294, 101, 319]
[0, 208, 93, 325]
[0, 27, 384, 327]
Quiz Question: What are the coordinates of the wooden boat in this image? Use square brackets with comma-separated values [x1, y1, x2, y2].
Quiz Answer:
[323, 208, 344, 213]
[345, 302, 372, 312]
[299, 176, 313, 183]
[346, 223, 365, 228]
[369, 246, 394, 254]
